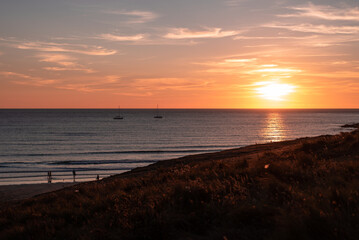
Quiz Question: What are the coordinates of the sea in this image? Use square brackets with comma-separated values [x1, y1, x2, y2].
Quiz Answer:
[0, 109, 358, 185]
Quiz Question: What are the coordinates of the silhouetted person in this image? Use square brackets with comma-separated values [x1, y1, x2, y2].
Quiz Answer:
[73, 170, 76, 182]
[96, 175, 100, 181]
[47, 171, 52, 183]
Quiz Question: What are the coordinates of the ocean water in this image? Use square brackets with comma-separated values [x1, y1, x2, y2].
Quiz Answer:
[0, 109, 358, 185]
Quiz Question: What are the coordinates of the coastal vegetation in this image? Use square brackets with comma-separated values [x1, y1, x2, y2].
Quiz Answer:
[1, 124, 359, 239]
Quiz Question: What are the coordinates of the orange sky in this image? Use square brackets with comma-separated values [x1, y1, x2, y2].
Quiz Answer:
[0, 0, 359, 108]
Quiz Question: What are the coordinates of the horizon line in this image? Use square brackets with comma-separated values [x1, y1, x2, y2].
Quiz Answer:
[1, 108, 359, 110]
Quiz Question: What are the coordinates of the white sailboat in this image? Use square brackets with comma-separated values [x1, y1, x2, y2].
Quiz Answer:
[113, 106, 124, 120]
[154, 104, 163, 119]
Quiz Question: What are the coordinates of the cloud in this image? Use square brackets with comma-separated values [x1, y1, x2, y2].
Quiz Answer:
[37, 53, 94, 73]
[113, 92, 153, 97]
[0, 71, 34, 80]
[56, 84, 107, 92]
[43, 67, 94, 73]
[331, 61, 348, 65]
[129, 39, 199, 46]
[0, 71, 58, 86]
[38, 54, 77, 67]
[265, 23, 359, 34]
[1, 72, 122, 92]
[164, 28, 240, 39]
[104, 10, 158, 23]
[233, 35, 318, 40]
[130, 77, 211, 91]
[225, 58, 257, 63]
[261, 64, 278, 67]
[251, 68, 302, 74]
[197, 55, 305, 80]
[280, 4, 359, 21]
[49, 75, 124, 92]
[96, 32, 200, 46]
[98, 33, 145, 42]
[195, 58, 255, 71]
[16, 41, 117, 55]
[225, 0, 247, 7]
[55, 76, 209, 93]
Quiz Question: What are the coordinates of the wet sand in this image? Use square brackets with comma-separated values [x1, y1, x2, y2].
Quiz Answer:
[0, 183, 76, 202]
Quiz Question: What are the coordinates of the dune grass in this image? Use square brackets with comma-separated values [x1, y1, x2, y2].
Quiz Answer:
[1, 125, 359, 239]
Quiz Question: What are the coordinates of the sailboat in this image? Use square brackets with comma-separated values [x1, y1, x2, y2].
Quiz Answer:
[154, 104, 163, 119]
[113, 106, 124, 120]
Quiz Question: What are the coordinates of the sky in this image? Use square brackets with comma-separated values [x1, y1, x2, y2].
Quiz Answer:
[0, 0, 359, 108]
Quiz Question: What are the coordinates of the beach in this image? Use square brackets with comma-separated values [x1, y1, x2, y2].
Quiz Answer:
[0, 133, 315, 203]
[0, 183, 76, 203]
[0, 123, 358, 239]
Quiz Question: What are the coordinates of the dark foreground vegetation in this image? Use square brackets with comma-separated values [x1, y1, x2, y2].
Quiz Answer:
[1, 124, 359, 240]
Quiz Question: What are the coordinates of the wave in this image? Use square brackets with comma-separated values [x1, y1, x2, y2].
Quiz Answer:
[0, 159, 157, 166]
[0, 149, 217, 157]
[162, 144, 241, 149]
[50, 159, 157, 165]
[0, 167, 133, 174]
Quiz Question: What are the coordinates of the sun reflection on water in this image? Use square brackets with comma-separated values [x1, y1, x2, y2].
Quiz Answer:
[262, 112, 286, 142]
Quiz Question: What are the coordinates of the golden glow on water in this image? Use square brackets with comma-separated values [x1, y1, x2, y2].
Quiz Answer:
[262, 112, 286, 142]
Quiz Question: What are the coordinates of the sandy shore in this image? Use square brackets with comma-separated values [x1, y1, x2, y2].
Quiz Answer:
[0, 182, 76, 203]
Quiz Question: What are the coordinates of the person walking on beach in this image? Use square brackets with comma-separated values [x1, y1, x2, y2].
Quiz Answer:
[72, 170, 76, 182]
[96, 174, 100, 181]
[47, 171, 52, 183]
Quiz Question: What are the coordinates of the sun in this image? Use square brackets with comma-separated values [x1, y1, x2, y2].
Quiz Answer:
[256, 82, 295, 101]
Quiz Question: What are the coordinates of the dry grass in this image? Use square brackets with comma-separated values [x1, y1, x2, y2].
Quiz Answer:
[1, 125, 359, 239]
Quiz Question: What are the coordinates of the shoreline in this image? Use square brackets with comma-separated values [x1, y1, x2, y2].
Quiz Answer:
[1, 123, 358, 203]
[0, 182, 76, 203]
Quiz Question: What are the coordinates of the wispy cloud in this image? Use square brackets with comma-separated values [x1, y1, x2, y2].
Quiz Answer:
[98, 33, 145, 42]
[225, 58, 257, 63]
[251, 68, 302, 74]
[96, 33, 200, 45]
[196, 55, 304, 82]
[16, 41, 117, 55]
[104, 10, 158, 23]
[198, 58, 258, 73]
[164, 28, 240, 39]
[225, 0, 247, 7]
[38, 53, 94, 73]
[131, 78, 210, 91]
[233, 35, 318, 40]
[42, 67, 93, 73]
[280, 3, 359, 21]
[54, 76, 209, 93]
[0, 71, 58, 86]
[265, 23, 359, 34]
[38, 54, 77, 67]
[50, 75, 124, 92]
[1, 72, 124, 92]
[0, 71, 35, 80]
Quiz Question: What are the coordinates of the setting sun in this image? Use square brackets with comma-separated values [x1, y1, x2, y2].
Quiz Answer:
[256, 83, 295, 101]
[1, 0, 359, 109]
[1, 1, 359, 239]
